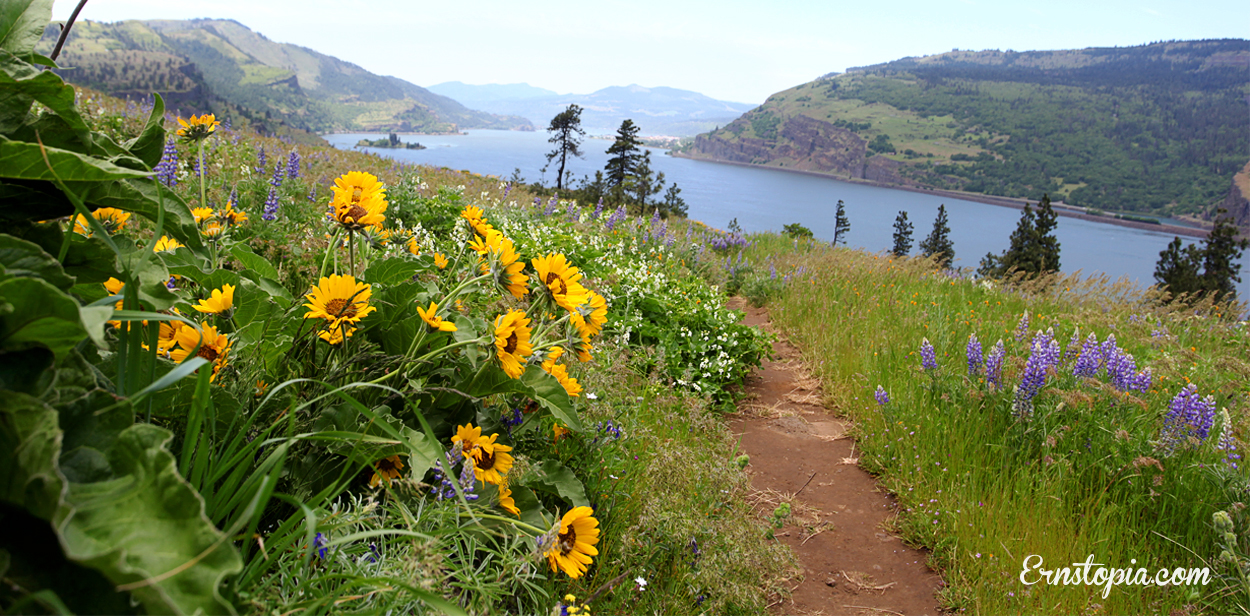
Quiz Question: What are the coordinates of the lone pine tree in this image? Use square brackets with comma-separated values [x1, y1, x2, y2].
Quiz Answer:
[918, 204, 955, 267]
[892, 211, 913, 257]
[978, 195, 1062, 278]
[832, 199, 850, 245]
[545, 104, 585, 191]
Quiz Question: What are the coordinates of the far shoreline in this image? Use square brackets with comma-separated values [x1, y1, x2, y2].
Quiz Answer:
[670, 151, 1211, 240]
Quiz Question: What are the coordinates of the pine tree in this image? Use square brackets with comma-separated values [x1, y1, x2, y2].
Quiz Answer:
[978, 196, 1062, 278]
[891, 211, 913, 257]
[545, 104, 585, 191]
[1200, 208, 1249, 300]
[631, 150, 665, 208]
[832, 199, 850, 245]
[604, 119, 643, 200]
[662, 183, 687, 218]
[1153, 237, 1204, 298]
[1034, 194, 1061, 273]
[918, 204, 955, 267]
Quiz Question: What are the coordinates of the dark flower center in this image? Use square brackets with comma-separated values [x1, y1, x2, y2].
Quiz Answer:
[504, 331, 518, 354]
[345, 204, 368, 223]
[197, 344, 219, 362]
[325, 298, 358, 319]
[545, 272, 567, 295]
[558, 525, 578, 554]
[477, 450, 497, 470]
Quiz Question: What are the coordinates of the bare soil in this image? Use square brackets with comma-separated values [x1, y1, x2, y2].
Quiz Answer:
[730, 300, 944, 616]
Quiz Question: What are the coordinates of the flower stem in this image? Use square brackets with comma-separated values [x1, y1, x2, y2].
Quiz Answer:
[319, 228, 343, 281]
[197, 139, 207, 213]
[457, 512, 547, 536]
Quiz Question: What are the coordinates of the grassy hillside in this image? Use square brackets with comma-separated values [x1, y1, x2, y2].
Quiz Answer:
[684, 40, 1249, 218]
[39, 19, 533, 135]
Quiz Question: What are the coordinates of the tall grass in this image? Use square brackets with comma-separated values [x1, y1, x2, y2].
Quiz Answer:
[742, 236, 1249, 613]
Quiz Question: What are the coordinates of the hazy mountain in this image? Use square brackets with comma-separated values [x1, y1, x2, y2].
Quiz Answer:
[429, 83, 756, 136]
[683, 40, 1249, 218]
[428, 81, 561, 104]
[39, 19, 533, 135]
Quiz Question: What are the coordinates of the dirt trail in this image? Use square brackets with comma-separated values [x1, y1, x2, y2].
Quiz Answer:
[730, 300, 943, 616]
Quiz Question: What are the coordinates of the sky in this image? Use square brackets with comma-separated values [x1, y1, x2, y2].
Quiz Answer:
[52, 0, 1249, 104]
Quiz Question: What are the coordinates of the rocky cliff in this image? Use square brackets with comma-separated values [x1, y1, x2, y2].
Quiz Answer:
[1215, 160, 1250, 228]
[689, 114, 883, 179]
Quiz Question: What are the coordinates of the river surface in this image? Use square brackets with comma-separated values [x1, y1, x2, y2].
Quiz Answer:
[323, 130, 1248, 300]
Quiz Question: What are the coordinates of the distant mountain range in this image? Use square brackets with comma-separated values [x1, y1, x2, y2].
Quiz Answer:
[38, 19, 533, 136]
[682, 40, 1249, 220]
[427, 83, 755, 136]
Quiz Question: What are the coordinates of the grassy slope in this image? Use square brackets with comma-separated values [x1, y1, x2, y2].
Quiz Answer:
[737, 233, 1250, 613]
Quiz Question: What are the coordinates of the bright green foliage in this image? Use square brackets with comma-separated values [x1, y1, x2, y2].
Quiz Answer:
[1155, 209, 1250, 302]
[979, 195, 1062, 278]
[891, 210, 912, 257]
[918, 204, 955, 267]
[782, 223, 813, 239]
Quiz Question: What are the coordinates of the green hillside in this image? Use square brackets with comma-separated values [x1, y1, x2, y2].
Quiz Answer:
[38, 19, 533, 135]
[683, 40, 1249, 217]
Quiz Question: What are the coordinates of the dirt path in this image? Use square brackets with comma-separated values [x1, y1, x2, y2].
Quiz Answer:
[730, 300, 944, 616]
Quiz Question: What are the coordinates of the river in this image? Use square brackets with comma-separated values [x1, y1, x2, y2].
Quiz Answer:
[322, 130, 1248, 301]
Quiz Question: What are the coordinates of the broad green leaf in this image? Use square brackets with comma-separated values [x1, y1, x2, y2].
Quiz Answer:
[118, 247, 178, 312]
[0, 392, 64, 520]
[0, 135, 149, 182]
[523, 459, 589, 508]
[0, 276, 86, 359]
[78, 305, 111, 349]
[0, 0, 51, 56]
[6, 220, 120, 285]
[77, 176, 206, 254]
[0, 232, 73, 289]
[121, 94, 166, 169]
[462, 365, 581, 431]
[0, 49, 89, 140]
[363, 256, 422, 286]
[230, 244, 279, 281]
[55, 424, 243, 615]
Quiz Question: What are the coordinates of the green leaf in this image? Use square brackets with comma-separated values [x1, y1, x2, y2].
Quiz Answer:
[121, 93, 166, 169]
[523, 459, 589, 508]
[0, 232, 73, 289]
[0, 49, 89, 140]
[0, 0, 51, 56]
[463, 365, 581, 431]
[78, 305, 111, 349]
[0, 276, 86, 359]
[363, 256, 422, 286]
[0, 135, 148, 182]
[229, 244, 279, 281]
[0, 392, 65, 520]
[55, 423, 243, 615]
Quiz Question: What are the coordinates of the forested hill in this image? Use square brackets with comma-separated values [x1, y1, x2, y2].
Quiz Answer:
[683, 40, 1249, 219]
[38, 19, 533, 136]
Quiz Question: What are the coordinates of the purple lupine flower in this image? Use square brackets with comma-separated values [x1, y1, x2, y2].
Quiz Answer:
[605, 205, 626, 231]
[566, 199, 578, 221]
[1159, 384, 1217, 453]
[228, 185, 238, 210]
[592, 198, 604, 220]
[770, 263, 777, 280]
[1062, 328, 1082, 365]
[1132, 367, 1153, 392]
[1217, 410, 1240, 470]
[270, 159, 285, 188]
[544, 195, 558, 216]
[966, 333, 983, 377]
[532, 196, 541, 207]
[1072, 333, 1101, 378]
[986, 339, 1006, 389]
[286, 149, 301, 179]
[596, 420, 622, 440]
[503, 183, 512, 199]
[1014, 338, 1057, 417]
[255, 146, 267, 173]
[262, 188, 280, 221]
[1104, 347, 1138, 391]
[650, 208, 661, 225]
[1099, 334, 1118, 377]
[312, 532, 328, 560]
[919, 338, 937, 372]
[154, 139, 178, 186]
[308, 188, 317, 202]
[1014, 311, 1030, 343]
[874, 385, 889, 406]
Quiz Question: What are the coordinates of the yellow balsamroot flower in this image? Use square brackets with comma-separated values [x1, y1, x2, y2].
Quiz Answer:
[153, 235, 183, 252]
[460, 205, 493, 238]
[191, 207, 215, 225]
[369, 455, 404, 488]
[545, 507, 600, 579]
[541, 347, 565, 372]
[433, 252, 449, 269]
[176, 114, 220, 141]
[192, 284, 235, 314]
[471, 230, 528, 298]
[330, 171, 387, 231]
[580, 290, 608, 336]
[553, 423, 571, 441]
[169, 323, 231, 382]
[102, 277, 126, 325]
[318, 324, 355, 345]
[470, 434, 513, 485]
[155, 319, 187, 357]
[417, 302, 456, 332]
[452, 423, 486, 458]
[532, 253, 589, 312]
[406, 236, 421, 255]
[303, 274, 376, 330]
[546, 363, 583, 398]
[221, 202, 247, 225]
[202, 220, 224, 238]
[73, 207, 132, 236]
[493, 310, 533, 378]
[498, 484, 520, 516]
[254, 380, 269, 398]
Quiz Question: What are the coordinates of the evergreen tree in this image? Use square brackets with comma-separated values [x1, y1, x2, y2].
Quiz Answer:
[891, 211, 913, 257]
[1200, 208, 1249, 300]
[661, 183, 688, 218]
[832, 199, 851, 245]
[918, 203, 955, 267]
[604, 119, 643, 199]
[1153, 237, 1204, 297]
[978, 196, 1061, 278]
[545, 104, 585, 191]
[631, 150, 665, 208]
[1034, 194, 1061, 272]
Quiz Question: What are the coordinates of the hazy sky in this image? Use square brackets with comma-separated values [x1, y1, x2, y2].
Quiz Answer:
[52, 0, 1248, 104]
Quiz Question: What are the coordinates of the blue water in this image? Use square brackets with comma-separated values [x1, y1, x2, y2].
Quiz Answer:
[323, 130, 1248, 300]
